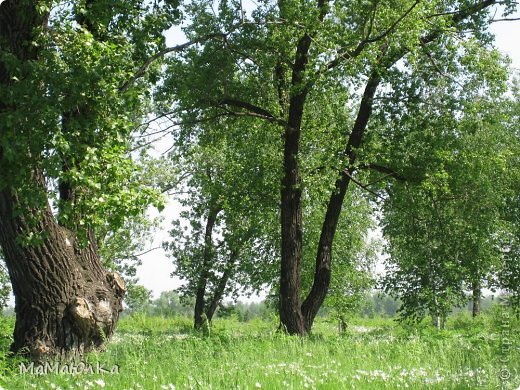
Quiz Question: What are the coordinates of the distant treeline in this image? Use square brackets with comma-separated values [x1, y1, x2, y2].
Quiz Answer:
[114, 290, 503, 322]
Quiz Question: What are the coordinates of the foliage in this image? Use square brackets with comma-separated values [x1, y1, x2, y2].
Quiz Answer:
[0, 0, 178, 245]
[379, 80, 519, 324]
[124, 284, 152, 314]
[216, 301, 275, 322]
[147, 290, 194, 317]
[163, 116, 281, 310]
[357, 293, 401, 319]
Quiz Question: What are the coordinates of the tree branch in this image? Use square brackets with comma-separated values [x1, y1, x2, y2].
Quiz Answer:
[321, 0, 420, 73]
[219, 98, 287, 126]
[358, 163, 407, 182]
[366, 0, 421, 44]
[427, 1, 513, 19]
[343, 169, 386, 201]
[119, 32, 230, 93]
[321, 0, 500, 74]
[133, 246, 162, 257]
[489, 17, 520, 22]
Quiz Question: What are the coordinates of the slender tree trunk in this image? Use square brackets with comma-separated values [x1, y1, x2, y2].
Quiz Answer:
[205, 249, 238, 322]
[431, 313, 446, 330]
[193, 203, 221, 329]
[431, 315, 440, 329]
[472, 280, 481, 317]
[338, 317, 347, 335]
[301, 75, 381, 332]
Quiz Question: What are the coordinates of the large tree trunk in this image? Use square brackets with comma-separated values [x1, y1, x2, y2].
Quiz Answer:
[0, 180, 125, 360]
[278, 34, 312, 335]
[278, 40, 380, 334]
[279, 121, 306, 334]
[0, 1, 125, 361]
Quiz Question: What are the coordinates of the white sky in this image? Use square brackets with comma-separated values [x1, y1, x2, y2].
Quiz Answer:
[136, 12, 520, 300]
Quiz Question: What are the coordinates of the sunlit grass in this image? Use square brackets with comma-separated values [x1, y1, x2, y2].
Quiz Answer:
[0, 312, 518, 389]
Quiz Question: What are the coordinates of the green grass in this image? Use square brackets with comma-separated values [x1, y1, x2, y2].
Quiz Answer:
[0, 312, 518, 389]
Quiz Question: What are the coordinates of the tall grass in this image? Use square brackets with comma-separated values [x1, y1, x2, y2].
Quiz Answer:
[0, 311, 518, 389]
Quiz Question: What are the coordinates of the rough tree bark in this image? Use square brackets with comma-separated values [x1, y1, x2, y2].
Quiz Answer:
[0, 177, 126, 360]
[0, 1, 125, 360]
[301, 74, 381, 332]
[279, 34, 311, 335]
[205, 249, 238, 322]
[193, 202, 221, 328]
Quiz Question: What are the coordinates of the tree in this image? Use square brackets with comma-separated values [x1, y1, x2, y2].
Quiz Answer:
[164, 117, 280, 328]
[150, 290, 194, 317]
[382, 191, 469, 328]
[0, 0, 178, 359]
[124, 284, 152, 314]
[379, 70, 517, 326]
[496, 80, 520, 313]
[158, 0, 516, 334]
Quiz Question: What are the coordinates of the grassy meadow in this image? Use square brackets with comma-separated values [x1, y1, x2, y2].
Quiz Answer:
[0, 309, 518, 390]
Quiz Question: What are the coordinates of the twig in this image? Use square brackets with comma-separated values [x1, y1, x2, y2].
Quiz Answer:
[119, 31, 235, 93]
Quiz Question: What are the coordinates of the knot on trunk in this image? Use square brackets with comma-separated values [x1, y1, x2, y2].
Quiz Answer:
[68, 297, 114, 348]
[69, 297, 95, 336]
[107, 272, 126, 297]
[30, 339, 51, 362]
[93, 300, 112, 324]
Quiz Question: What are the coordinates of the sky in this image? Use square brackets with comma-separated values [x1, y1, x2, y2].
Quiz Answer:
[134, 11, 520, 300]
